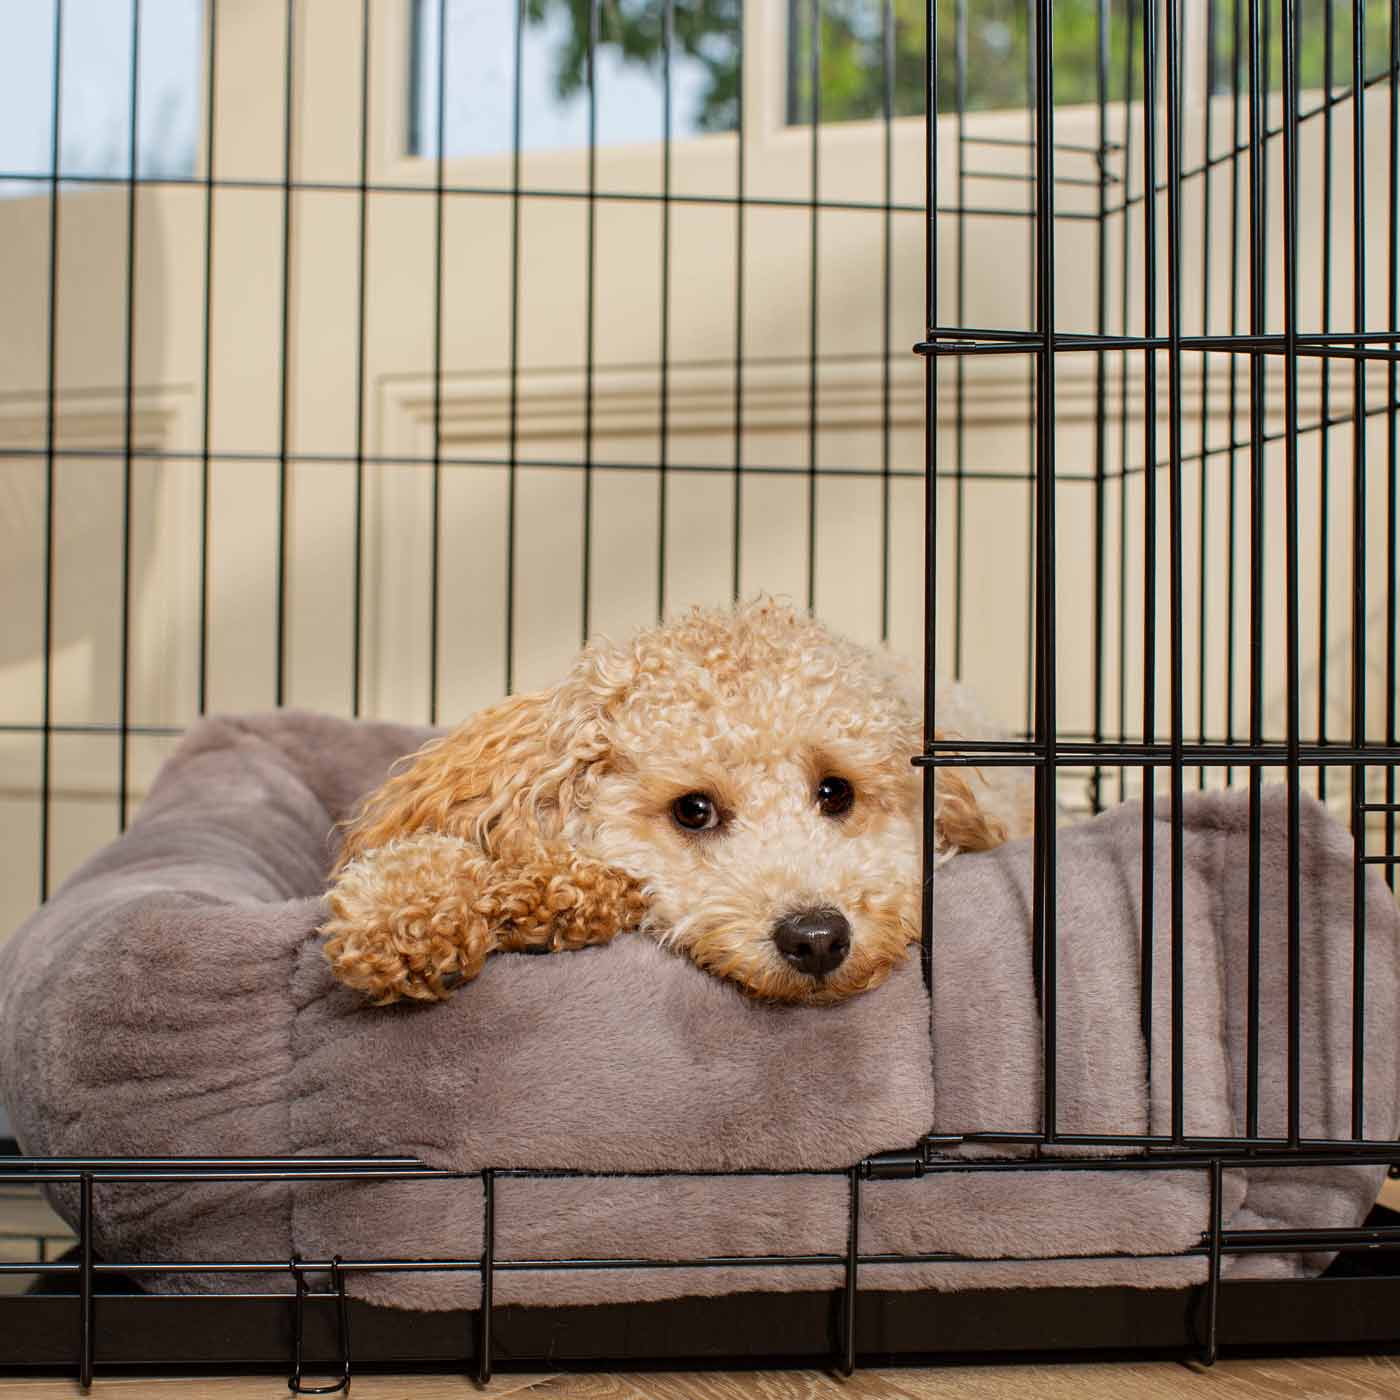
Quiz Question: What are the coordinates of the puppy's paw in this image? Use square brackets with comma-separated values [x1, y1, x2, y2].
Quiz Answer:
[321, 834, 495, 1004]
[487, 845, 648, 953]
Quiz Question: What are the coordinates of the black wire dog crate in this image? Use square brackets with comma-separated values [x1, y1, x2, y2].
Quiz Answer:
[2, 0, 1400, 1386]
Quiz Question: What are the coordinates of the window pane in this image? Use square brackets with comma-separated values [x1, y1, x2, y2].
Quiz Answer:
[787, 0, 1144, 124]
[409, 0, 740, 160]
[0, 0, 201, 198]
[1208, 0, 1392, 95]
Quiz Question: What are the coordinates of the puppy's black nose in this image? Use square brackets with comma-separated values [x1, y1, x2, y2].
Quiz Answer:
[772, 908, 851, 977]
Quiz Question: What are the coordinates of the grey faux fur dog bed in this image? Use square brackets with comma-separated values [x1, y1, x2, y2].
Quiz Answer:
[1, 710, 1397, 1311]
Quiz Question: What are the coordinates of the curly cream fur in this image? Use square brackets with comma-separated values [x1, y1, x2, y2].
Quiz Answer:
[322, 598, 1030, 1005]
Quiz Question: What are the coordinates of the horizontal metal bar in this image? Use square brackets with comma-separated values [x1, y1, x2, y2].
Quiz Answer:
[0, 167, 931, 215]
[0, 1248, 1213, 1281]
[947, 1128, 1399, 1147]
[0, 462, 1086, 488]
[916, 1150, 1400, 1171]
[490, 1165, 845, 1180]
[916, 740, 1400, 766]
[929, 325, 1400, 346]
[958, 134, 1123, 154]
[0, 1156, 843, 1183]
[20, 1233, 1400, 1278]
[0, 1259, 488, 1277]
[0, 1155, 426, 1170]
[962, 169, 1114, 188]
[7, 1147, 1400, 1195]
[0, 1172, 464, 1185]
[1219, 1225, 1400, 1248]
[0, 721, 186, 739]
[917, 340, 1045, 356]
[0, 447, 1056, 486]
[0, 171, 1101, 226]
[917, 330, 1400, 357]
[493, 1248, 1207, 1270]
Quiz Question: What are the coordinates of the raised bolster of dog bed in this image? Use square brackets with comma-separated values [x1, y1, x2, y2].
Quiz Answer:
[0, 710, 1395, 1309]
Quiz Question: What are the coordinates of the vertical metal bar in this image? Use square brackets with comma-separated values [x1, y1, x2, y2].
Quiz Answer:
[1119, 0, 1137, 812]
[953, 0, 967, 673]
[288, 1261, 307, 1393]
[429, 0, 447, 725]
[881, 0, 895, 644]
[1024, 0, 1037, 742]
[922, 0, 941, 993]
[39, 0, 65, 901]
[807, 0, 821, 612]
[1245, 0, 1266, 1141]
[331, 1256, 352, 1392]
[1225, 0, 1242, 793]
[1199, 0, 1217, 792]
[582, 0, 599, 642]
[1352, 0, 1370, 1140]
[1165, 0, 1187, 1146]
[1388, 0, 1399, 889]
[118, 0, 141, 833]
[1142, 0, 1160, 1073]
[1281, 0, 1302, 1149]
[506, 0, 525, 691]
[78, 1172, 93, 1389]
[1317, 0, 1336, 806]
[275, 0, 295, 708]
[351, 0, 370, 717]
[477, 1169, 495, 1385]
[657, 0, 674, 621]
[1091, 0, 1109, 815]
[1034, 0, 1060, 1143]
[1202, 1157, 1223, 1364]
[732, 2, 746, 603]
[198, 0, 218, 718]
[841, 1165, 860, 1377]
[39, 0, 64, 903]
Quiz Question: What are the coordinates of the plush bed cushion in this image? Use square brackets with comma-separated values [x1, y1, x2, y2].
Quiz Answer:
[1, 711, 1395, 1310]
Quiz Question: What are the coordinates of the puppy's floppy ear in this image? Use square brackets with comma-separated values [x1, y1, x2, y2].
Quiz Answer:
[325, 659, 647, 1003]
[335, 688, 576, 870]
[930, 729, 1008, 858]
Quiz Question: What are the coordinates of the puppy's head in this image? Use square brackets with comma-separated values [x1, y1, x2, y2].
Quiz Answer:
[565, 598, 1006, 1003]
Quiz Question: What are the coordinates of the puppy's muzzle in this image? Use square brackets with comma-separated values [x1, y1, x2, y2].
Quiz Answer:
[772, 907, 851, 978]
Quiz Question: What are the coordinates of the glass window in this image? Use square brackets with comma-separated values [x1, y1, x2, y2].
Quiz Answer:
[786, 0, 1142, 123]
[409, 0, 740, 159]
[0, 0, 201, 198]
[1207, 0, 1392, 95]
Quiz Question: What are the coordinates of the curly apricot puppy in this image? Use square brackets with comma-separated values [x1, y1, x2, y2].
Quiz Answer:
[322, 599, 1031, 1006]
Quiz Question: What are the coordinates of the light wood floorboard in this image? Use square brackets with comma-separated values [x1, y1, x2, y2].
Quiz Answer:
[7, 1358, 1400, 1400]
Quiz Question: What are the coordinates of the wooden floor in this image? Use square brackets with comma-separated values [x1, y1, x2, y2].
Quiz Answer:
[5, 1357, 1400, 1399]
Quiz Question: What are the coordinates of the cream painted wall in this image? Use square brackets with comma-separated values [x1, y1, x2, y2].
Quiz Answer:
[1, 0, 1397, 937]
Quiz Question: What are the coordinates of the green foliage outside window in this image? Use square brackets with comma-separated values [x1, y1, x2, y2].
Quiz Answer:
[1208, 0, 1391, 95]
[522, 0, 1395, 135]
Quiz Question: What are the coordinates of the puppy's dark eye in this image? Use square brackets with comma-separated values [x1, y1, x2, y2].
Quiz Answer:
[816, 776, 854, 817]
[672, 791, 720, 832]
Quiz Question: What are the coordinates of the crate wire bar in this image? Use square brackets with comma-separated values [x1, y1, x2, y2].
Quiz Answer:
[1, 0, 1400, 1386]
